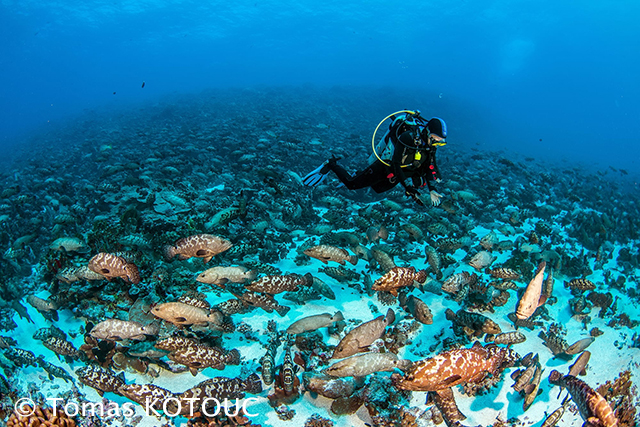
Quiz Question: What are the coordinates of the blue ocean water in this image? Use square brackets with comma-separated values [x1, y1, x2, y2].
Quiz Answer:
[1, 0, 639, 175]
[1, 2, 640, 427]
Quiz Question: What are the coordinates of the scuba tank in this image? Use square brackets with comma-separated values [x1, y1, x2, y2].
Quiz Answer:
[368, 130, 394, 164]
[368, 112, 425, 166]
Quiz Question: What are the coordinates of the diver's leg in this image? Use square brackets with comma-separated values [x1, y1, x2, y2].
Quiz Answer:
[371, 179, 398, 193]
[330, 161, 387, 190]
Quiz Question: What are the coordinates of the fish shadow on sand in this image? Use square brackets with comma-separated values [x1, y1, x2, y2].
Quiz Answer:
[545, 355, 574, 368]
[468, 386, 505, 414]
[498, 384, 555, 421]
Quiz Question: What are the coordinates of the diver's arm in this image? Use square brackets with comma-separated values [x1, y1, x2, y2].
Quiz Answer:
[425, 153, 443, 206]
[432, 150, 442, 180]
[390, 144, 410, 189]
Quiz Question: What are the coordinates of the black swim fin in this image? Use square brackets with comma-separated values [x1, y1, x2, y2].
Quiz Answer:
[302, 162, 331, 186]
[303, 156, 341, 186]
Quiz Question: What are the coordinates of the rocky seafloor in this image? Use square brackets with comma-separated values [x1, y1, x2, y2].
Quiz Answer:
[0, 86, 638, 427]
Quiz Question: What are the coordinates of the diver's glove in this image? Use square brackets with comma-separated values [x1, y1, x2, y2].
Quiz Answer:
[404, 186, 425, 206]
[430, 190, 443, 206]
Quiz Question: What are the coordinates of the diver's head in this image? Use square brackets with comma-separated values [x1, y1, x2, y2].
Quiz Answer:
[423, 117, 447, 147]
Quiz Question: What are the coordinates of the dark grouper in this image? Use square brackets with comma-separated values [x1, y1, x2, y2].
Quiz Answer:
[331, 309, 395, 359]
[548, 370, 618, 427]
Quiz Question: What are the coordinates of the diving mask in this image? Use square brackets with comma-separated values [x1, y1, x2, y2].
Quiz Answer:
[429, 134, 447, 147]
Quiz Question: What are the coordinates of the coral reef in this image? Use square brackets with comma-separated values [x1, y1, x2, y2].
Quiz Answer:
[186, 410, 261, 427]
[304, 414, 334, 427]
[274, 405, 295, 421]
[596, 370, 637, 427]
[361, 374, 414, 426]
[7, 405, 76, 427]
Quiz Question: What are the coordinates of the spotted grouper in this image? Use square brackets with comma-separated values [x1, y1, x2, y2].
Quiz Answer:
[164, 234, 232, 263]
[394, 342, 519, 391]
[88, 252, 140, 284]
[371, 266, 428, 296]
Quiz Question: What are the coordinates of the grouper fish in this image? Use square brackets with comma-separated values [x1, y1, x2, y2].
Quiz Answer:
[324, 352, 412, 377]
[331, 308, 395, 359]
[286, 311, 344, 335]
[90, 318, 159, 341]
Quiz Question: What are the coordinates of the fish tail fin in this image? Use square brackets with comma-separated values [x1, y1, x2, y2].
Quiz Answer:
[548, 369, 562, 385]
[242, 373, 263, 394]
[227, 349, 241, 365]
[303, 272, 314, 286]
[385, 308, 396, 325]
[348, 255, 358, 265]
[275, 305, 291, 317]
[415, 269, 428, 283]
[378, 225, 389, 240]
[207, 310, 223, 325]
[126, 263, 141, 284]
[116, 371, 126, 384]
[162, 245, 175, 261]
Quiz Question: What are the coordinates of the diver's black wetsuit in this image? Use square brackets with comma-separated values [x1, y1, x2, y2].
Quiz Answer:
[328, 129, 441, 194]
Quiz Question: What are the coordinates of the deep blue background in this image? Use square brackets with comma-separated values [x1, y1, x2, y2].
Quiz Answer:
[1, 0, 638, 173]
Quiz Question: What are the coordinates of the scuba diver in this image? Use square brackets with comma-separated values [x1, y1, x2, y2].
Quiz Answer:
[302, 110, 447, 206]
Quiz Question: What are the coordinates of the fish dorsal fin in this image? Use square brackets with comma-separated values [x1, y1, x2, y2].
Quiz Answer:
[385, 308, 396, 325]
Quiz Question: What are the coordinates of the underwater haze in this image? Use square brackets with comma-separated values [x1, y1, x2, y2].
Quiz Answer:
[1, 0, 639, 174]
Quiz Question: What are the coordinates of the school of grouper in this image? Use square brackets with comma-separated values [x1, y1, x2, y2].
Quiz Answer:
[0, 88, 638, 427]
